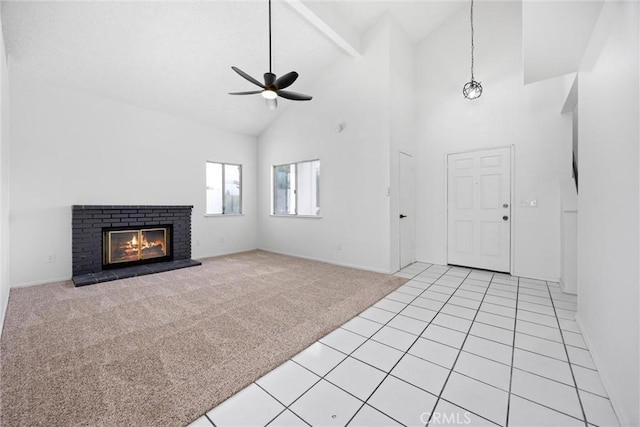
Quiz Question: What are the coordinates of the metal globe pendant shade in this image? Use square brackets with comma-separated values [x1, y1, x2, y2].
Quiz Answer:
[463, 80, 482, 100]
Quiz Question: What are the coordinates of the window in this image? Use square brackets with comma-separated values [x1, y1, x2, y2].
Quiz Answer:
[273, 160, 320, 216]
[206, 162, 242, 215]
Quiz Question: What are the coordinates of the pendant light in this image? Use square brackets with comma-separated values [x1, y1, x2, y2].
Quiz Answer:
[463, 0, 482, 100]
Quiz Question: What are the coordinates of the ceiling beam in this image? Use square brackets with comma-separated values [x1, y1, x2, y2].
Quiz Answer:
[284, 0, 361, 57]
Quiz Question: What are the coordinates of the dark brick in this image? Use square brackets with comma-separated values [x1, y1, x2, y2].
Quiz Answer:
[72, 205, 194, 284]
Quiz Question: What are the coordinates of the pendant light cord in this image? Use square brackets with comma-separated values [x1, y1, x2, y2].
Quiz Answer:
[470, 0, 475, 81]
[268, 0, 272, 74]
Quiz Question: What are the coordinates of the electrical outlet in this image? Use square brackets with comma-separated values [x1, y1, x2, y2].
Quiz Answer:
[220, 237, 225, 243]
[195, 240, 201, 246]
[336, 242, 342, 251]
[45, 252, 56, 263]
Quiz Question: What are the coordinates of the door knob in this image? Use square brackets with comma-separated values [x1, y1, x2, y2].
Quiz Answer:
[400, 214, 407, 219]
[503, 216, 509, 221]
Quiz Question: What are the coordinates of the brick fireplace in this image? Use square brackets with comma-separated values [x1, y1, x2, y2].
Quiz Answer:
[72, 205, 201, 286]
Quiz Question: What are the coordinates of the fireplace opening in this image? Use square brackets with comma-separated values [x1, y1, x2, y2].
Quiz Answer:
[103, 225, 172, 268]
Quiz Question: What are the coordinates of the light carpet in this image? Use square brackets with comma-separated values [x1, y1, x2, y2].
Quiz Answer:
[0, 250, 406, 426]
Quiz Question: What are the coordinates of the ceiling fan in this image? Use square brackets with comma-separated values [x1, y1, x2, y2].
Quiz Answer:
[229, 0, 312, 110]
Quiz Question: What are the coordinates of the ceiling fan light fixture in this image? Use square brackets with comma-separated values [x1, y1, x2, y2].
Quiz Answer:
[262, 89, 278, 100]
[266, 98, 278, 110]
[228, 0, 312, 107]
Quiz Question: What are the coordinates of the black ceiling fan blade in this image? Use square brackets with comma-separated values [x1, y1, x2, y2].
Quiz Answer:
[274, 71, 298, 90]
[277, 90, 312, 101]
[231, 66, 265, 89]
[229, 90, 263, 95]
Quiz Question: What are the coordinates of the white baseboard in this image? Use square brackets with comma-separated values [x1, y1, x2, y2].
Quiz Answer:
[12, 275, 72, 288]
[559, 277, 577, 295]
[0, 285, 9, 340]
[258, 247, 391, 275]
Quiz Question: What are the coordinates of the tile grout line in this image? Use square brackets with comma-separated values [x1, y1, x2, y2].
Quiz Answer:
[426, 270, 497, 427]
[424, 300, 588, 353]
[430, 397, 500, 426]
[205, 265, 587, 427]
[544, 280, 589, 427]
[504, 275, 520, 427]
[392, 290, 585, 361]
[304, 271, 575, 422]
[324, 318, 550, 391]
[211, 286, 584, 426]
[344, 265, 477, 427]
[398, 302, 586, 370]
[275, 263, 450, 427]
[501, 283, 599, 420]
[210, 263, 437, 427]
[255, 379, 315, 427]
[506, 393, 587, 424]
[400, 281, 578, 334]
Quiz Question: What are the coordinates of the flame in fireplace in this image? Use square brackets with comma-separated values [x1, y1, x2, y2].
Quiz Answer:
[105, 227, 169, 265]
[141, 234, 163, 251]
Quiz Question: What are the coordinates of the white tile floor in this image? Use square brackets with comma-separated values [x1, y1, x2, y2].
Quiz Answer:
[188, 263, 620, 427]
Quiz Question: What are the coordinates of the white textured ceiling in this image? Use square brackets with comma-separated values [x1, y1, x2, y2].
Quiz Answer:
[2, 1, 346, 135]
[1, 0, 471, 136]
[1, 1, 600, 135]
[332, 1, 465, 42]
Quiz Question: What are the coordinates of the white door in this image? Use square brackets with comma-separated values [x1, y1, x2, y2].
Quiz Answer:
[399, 152, 416, 268]
[447, 147, 511, 272]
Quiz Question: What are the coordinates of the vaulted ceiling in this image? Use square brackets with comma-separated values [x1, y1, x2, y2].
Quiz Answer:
[1, 0, 602, 136]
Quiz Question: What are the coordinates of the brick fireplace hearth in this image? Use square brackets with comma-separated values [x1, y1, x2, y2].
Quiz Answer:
[72, 205, 201, 286]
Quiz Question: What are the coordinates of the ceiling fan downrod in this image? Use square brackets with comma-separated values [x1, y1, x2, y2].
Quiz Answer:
[228, 0, 312, 108]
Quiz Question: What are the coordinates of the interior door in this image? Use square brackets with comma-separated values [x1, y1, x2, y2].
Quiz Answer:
[399, 152, 416, 268]
[447, 147, 511, 272]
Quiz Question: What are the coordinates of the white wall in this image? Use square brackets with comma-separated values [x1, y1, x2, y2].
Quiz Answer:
[522, 0, 603, 84]
[0, 8, 10, 335]
[257, 17, 397, 273]
[9, 69, 257, 287]
[576, 1, 639, 425]
[415, 1, 572, 280]
[389, 16, 416, 272]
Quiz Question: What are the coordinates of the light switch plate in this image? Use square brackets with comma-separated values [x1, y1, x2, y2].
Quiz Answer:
[520, 199, 538, 207]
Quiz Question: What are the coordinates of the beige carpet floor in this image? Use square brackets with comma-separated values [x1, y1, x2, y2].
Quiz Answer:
[0, 250, 406, 427]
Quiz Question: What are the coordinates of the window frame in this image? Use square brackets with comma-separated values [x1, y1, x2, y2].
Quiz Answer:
[272, 159, 320, 218]
[205, 161, 243, 216]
